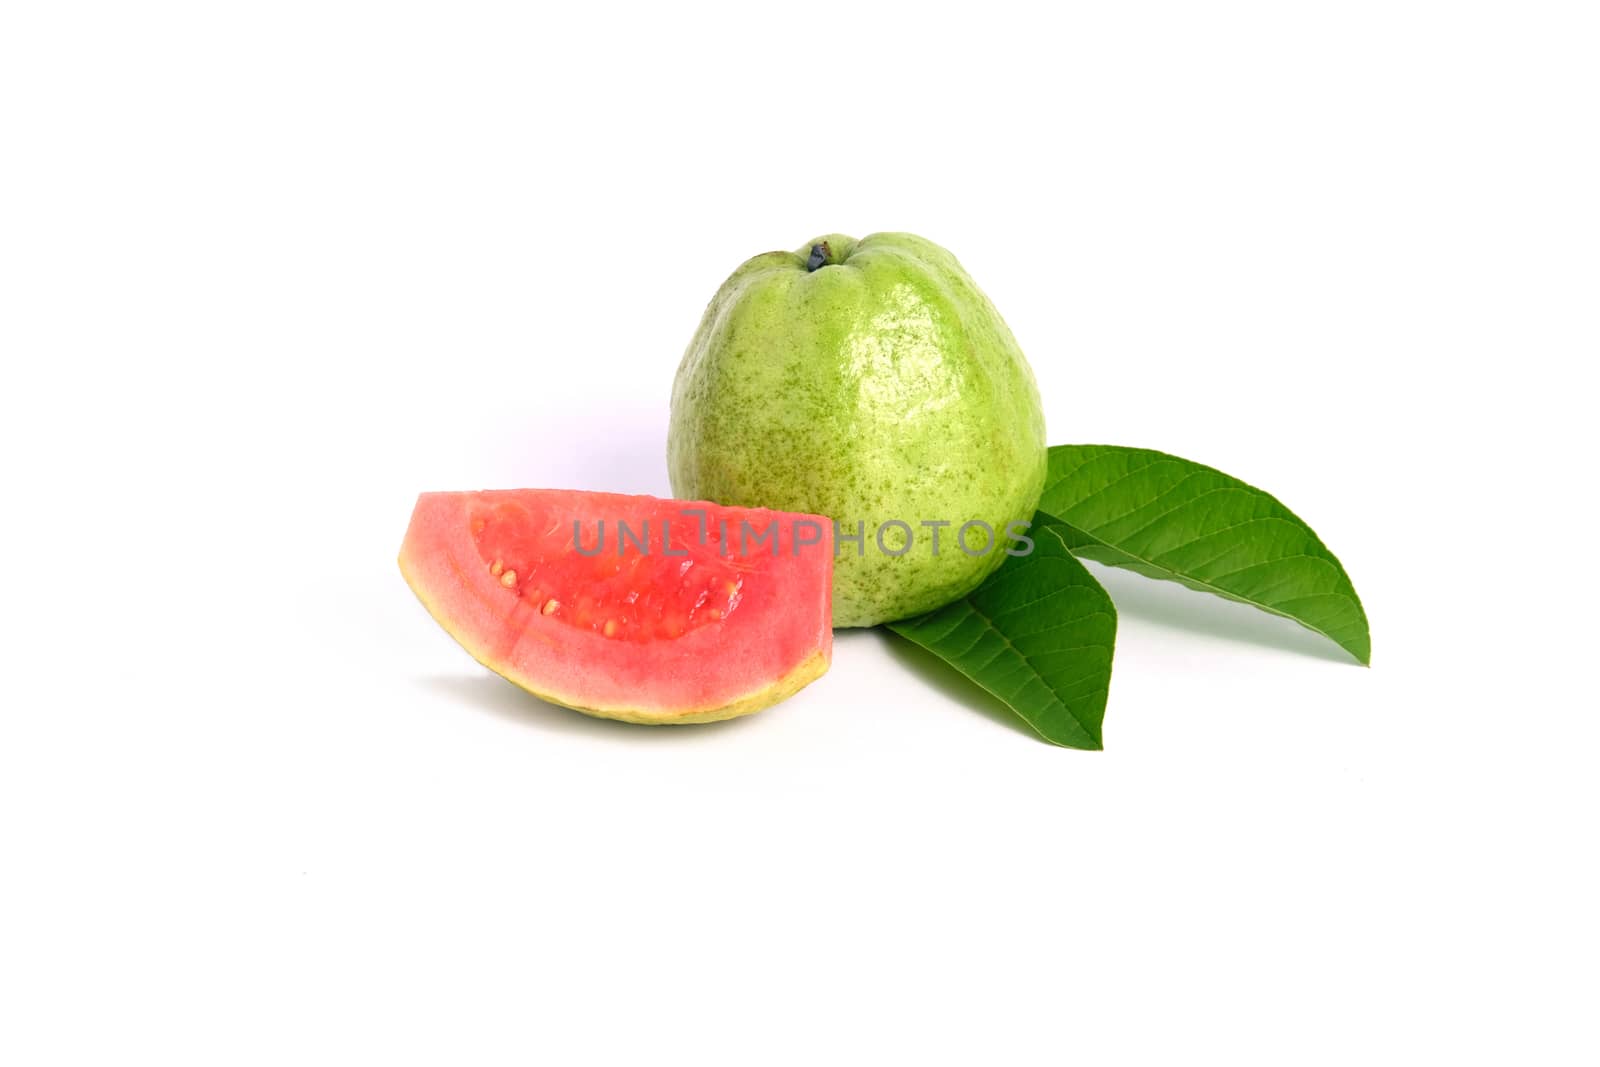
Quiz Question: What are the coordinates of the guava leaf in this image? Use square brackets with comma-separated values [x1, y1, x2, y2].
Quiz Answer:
[886, 522, 1116, 749]
[1039, 444, 1370, 665]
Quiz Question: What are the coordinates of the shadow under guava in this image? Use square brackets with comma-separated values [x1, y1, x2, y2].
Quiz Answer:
[418, 673, 768, 740]
[1087, 564, 1357, 665]
[876, 560, 1357, 745]
[873, 629, 1046, 744]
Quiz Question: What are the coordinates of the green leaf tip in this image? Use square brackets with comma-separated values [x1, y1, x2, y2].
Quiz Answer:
[886, 521, 1117, 750]
[1039, 444, 1370, 665]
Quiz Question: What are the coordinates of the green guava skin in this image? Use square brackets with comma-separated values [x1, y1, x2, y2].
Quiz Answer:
[668, 232, 1047, 628]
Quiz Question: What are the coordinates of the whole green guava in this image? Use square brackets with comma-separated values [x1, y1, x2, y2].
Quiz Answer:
[668, 232, 1046, 627]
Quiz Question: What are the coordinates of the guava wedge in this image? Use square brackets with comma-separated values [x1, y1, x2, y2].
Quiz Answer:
[399, 490, 833, 724]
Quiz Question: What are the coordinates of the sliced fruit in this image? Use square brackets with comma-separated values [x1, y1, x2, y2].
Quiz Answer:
[399, 489, 834, 724]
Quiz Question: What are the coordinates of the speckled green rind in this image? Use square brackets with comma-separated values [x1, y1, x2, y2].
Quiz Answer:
[668, 233, 1047, 627]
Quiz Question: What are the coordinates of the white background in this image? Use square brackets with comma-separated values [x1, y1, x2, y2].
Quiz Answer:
[3, 2, 1596, 1063]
